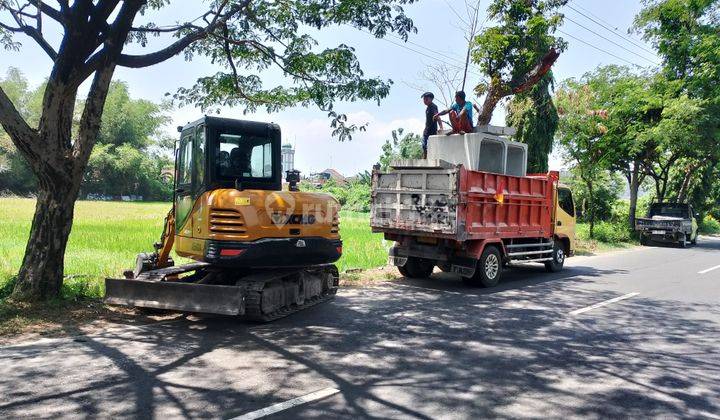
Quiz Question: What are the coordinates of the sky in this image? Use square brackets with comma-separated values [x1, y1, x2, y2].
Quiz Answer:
[0, 0, 659, 176]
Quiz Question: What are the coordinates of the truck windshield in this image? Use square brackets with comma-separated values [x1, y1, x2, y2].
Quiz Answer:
[215, 132, 273, 180]
[649, 204, 688, 218]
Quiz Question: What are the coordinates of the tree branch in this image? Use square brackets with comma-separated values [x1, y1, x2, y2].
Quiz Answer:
[115, 28, 209, 68]
[115, 0, 242, 69]
[21, 24, 57, 58]
[0, 0, 61, 58]
[73, 64, 114, 168]
[510, 48, 560, 95]
[0, 85, 40, 156]
[36, 1, 66, 25]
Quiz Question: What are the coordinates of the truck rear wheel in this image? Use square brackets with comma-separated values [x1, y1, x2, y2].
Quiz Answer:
[544, 242, 565, 273]
[464, 246, 502, 288]
[398, 257, 434, 278]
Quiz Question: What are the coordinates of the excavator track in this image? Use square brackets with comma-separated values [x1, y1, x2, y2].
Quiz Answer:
[106, 264, 339, 320]
[242, 265, 339, 322]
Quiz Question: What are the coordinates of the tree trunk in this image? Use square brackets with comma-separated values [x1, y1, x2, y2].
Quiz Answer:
[12, 175, 81, 300]
[628, 161, 640, 230]
[477, 81, 505, 126]
[9, 64, 115, 301]
[677, 166, 695, 203]
[587, 180, 595, 239]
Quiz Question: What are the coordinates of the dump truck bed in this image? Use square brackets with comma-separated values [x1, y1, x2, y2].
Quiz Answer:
[371, 163, 557, 240]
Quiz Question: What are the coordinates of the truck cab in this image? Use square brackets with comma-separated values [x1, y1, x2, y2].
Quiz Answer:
[555, 185, 577, 257]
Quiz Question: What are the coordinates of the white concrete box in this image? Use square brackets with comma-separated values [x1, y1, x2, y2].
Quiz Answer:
[426, 131, 528, 176]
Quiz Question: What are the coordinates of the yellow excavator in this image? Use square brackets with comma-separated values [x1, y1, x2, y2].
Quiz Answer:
[105, 117, 342, 321]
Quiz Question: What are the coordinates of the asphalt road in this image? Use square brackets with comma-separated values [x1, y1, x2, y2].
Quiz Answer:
[2, 238, 720, 419]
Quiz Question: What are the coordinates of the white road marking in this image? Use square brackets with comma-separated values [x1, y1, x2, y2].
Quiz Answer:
[569, 292, 640, 316]
[698, 264, 720, 275]
[231, 387, 340, 420]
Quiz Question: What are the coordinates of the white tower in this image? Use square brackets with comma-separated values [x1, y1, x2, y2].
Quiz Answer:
[281, 144, 295, 178]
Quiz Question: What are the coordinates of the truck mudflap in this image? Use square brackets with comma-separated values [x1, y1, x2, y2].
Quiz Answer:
[105, 278, 246, 316]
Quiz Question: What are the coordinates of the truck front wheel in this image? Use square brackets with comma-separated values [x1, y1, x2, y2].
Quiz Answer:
[544, 242, 565, 273]
[464, 246, 502, 288]
[398, 257, 434, 278]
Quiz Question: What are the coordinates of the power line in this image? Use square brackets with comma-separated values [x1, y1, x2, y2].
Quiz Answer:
[359, 29, 485, 79]
[563, 15, 658, 65]
[387, 32, 470, 68]
[558, 29, 642, 67]
[571, 2, 650, 45]
[567, 4, 657, 56]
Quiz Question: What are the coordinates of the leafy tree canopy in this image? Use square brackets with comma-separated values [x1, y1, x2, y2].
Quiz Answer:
[378, 128, 422, 170]
[634, 0, 720, 99]
[471, 0, 567, 124]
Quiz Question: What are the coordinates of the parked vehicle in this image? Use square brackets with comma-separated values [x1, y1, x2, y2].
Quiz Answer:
[105, 117, 341, 320]
[636, 202, 698, 247]
[370, 127, 576, 287]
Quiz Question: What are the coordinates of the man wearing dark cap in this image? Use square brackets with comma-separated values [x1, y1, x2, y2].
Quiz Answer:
[421, 92, 443, 159]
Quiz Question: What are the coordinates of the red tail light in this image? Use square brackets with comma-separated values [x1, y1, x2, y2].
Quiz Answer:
[220, 249, 245, 257]
[336, 246, 343, 255]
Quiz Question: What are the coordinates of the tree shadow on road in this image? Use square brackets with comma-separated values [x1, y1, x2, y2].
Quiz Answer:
[0, 262, 718, 419]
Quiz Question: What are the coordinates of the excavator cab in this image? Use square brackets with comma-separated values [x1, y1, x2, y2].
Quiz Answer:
[105, 117, 341, 320]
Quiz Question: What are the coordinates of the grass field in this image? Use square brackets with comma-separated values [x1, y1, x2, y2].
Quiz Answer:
[0, 198, 390, 299]
[0, 197, 632, 300]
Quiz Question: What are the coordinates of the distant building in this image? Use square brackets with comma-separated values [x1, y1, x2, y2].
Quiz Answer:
[281, 144, 295, 178]
[309, 168, 347, 187]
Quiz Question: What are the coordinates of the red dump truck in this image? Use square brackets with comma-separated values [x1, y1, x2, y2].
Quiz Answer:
[370, 158, 577, 287]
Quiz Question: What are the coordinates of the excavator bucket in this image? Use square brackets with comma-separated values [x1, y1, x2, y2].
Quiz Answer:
[104, 278, 246, 316]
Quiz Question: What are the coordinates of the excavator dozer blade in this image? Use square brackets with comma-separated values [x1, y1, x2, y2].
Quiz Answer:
[104, 278, 246, 316]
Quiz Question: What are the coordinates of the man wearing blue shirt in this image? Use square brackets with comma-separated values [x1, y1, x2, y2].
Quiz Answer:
[434, 91, 476, 134]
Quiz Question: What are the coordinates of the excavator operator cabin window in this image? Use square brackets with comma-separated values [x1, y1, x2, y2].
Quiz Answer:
[178, 134, 193, 186]
[216, 133, 273, 180]
[194, 126, 205, 189]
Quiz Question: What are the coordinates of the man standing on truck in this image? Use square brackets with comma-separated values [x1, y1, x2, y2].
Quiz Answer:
[421, 92, 443, 158]
[434, 91, 477, 135]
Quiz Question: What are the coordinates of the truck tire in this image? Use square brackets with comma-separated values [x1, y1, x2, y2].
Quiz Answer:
[465, 246, 502, 288]
[679, 236, 687, 248]
[398, 257, 434, 278]
[544, 242, 565, 273]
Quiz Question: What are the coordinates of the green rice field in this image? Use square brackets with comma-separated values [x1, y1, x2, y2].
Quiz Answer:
[0, 198, 390, 298]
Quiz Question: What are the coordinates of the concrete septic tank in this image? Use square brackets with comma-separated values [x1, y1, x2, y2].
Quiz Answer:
[426, 134, 482, 170]
[505, 142, 528, 177]
[427, 129, 527, 176]
[475, 135, 506, 174]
